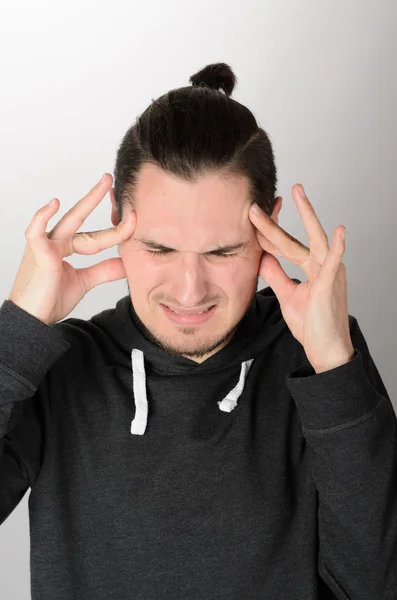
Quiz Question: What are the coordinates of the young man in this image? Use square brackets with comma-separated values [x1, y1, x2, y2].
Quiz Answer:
[2, 62, 396, 599]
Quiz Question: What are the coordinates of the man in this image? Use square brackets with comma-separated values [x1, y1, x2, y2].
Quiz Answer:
[1, 62, 396, 599]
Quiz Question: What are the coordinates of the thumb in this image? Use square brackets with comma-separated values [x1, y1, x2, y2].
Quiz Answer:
[76, 257, 128, 292]
[258, 252, 295, 305]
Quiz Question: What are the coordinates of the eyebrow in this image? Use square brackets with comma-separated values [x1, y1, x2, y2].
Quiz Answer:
[137, 238, 250, 255]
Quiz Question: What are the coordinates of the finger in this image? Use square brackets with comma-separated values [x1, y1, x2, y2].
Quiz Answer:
[25, 197, 61, 253]
[258, 251, 297, 306]
[293, 184, 329, 263]
[317, 226, 346, 286]
[76, 257, 128, 293]
[255, 231, 283, 257]
[48, 173, 112, 239]
[249, 205, 310, 265]
[70, 210, 136, 256]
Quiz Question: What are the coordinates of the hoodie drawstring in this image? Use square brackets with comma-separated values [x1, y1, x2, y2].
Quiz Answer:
[130, 348, 254, 436]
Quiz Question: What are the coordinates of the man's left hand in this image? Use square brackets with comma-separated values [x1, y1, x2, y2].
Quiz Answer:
[248, 184, 355, 374]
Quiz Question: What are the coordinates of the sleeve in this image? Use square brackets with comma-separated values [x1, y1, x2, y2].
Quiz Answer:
[0, 299, 71, 526]
[285, 314, 397, 600]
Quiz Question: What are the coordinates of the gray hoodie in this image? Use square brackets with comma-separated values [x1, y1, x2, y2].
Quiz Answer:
[0, 281, 396, 599]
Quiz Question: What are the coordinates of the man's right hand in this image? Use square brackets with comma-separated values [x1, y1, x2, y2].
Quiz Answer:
[7, 173, 136, 325]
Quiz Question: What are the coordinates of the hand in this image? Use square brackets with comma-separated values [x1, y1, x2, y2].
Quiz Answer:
[8, 173, 136, 325]
[248, 184, 355, 374]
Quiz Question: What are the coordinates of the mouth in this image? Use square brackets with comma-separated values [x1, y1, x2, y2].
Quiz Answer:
[161, 304, 217, 325]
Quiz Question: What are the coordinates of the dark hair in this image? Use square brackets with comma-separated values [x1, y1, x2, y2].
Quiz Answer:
[113, 62, 278, 223]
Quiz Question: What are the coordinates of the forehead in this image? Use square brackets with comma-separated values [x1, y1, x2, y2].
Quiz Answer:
[133, 163, 251, 229]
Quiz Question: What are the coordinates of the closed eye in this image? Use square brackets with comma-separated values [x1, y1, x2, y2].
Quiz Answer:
[146, 249, 236, 258]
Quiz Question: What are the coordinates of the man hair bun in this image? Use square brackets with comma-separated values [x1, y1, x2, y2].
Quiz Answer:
[189, 63, 237, 97]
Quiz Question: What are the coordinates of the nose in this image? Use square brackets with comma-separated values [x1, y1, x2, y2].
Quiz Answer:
[169, 253, 209, 307]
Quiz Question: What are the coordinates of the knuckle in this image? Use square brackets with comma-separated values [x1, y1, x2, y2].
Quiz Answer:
[77, 231, 101, 250]
[80, 231, 98, 243]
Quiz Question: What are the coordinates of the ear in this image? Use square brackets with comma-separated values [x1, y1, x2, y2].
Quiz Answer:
[110, 188, 119, 227]
[271, 196, 282, 225]
[111, 206, 119, 227]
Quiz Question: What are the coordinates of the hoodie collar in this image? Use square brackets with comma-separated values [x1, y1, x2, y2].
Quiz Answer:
[90, 282, 299, 436]
[91, 283, 295, 375]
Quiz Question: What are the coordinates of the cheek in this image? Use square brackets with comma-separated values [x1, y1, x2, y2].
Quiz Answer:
[235, 251, 262, 275]
[118, 247, 154, 279]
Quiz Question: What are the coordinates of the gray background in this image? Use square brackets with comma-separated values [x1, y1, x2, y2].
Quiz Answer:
[0, 0, 396, 596]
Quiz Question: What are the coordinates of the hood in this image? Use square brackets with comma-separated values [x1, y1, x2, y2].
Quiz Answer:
[90, 280, 300, 436]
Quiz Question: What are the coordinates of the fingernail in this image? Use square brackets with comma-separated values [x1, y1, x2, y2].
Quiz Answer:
[100, 173, 107, 183]
[298, 185, 306, 198]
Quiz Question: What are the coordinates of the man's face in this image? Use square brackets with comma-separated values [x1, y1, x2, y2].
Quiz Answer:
[111, 163, 281, 364]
